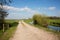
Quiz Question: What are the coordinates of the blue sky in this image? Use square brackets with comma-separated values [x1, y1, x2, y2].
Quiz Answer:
[4, 0, 60, 19]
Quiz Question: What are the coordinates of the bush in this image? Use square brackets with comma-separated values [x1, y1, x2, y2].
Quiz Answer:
[12, 22, 18, 26]
[33, 14, 48, 27]
[9, 22, 18, 27]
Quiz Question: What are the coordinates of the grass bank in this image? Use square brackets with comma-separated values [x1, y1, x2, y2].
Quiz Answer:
[1, 26, 17, 40]
[0, 20, 19, 40]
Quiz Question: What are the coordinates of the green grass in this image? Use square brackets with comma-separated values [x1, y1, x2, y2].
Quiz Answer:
[1, 26, 17, 40]
[48, 19, 60, 27]
[0, 30, 3, 39]
[5, 19, 19, 23]
[0, 20, 19, 40]
[48, 19, 60, 24]
[24, 19, 32, 24]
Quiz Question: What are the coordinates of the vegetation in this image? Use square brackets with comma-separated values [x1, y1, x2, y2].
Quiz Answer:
[0, 0, 12, 31]
[0, 26, 17, 40]
[32, 14, 60, 27]
[33, 14, 48, 27]
[48, 19, 60, 27]
[24, 14, 60, 32]
[24, 18, 60, 35]
[24, 15, 60, 40]
[24, 19, 32, 24]
[5, 20, 19, 23]
[0, 1, 16, 40]
[0, 20, 18, 40]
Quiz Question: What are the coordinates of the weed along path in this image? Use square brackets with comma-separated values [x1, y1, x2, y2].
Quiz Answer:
[9, 21, 59, 40]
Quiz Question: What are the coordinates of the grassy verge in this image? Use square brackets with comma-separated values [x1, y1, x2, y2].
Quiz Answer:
[0, 26, 17, 40]
[0, 20, 19, 40]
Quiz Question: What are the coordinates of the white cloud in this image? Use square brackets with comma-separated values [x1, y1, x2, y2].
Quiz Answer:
[0, 5, 37, 13]
[48, 7, 56, 10]
[38, 7, 56, 11]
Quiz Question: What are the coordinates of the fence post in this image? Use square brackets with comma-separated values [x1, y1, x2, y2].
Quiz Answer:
[3, 24, 4, 32]
[7, 24, 9, 29]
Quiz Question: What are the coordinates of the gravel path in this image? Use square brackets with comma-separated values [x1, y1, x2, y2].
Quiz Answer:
[9, 21, 59, 40]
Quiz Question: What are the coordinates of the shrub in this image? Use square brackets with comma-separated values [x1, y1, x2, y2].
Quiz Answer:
[9, 22, 18, 27]
[12, 22, 18, 26]
[33, 14, 48, 27]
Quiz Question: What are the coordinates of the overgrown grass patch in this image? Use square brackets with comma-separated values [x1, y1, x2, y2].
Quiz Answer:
[0, 26, 17, 40]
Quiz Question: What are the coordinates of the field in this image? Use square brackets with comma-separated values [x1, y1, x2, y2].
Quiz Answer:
[48, 19, 60, 23]
[5, 19, 19, 23]
[0, 19, 19, 40]
[24, 19, 32, 24]
[48, 19, 60, 27]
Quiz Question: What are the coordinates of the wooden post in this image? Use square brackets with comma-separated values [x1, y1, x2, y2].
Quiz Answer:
[3, 24, 4, 32]
[7, 24, 9, 29]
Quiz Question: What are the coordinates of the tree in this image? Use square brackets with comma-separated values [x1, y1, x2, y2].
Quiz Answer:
[0, 0, 12, 29]
[33, 14, 48, 27]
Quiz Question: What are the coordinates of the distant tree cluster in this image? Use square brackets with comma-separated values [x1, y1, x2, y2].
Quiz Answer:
[48, 16, 60, 19]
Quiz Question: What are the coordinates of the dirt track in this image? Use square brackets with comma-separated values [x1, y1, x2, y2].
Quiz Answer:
[9, 21, 59, 40]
